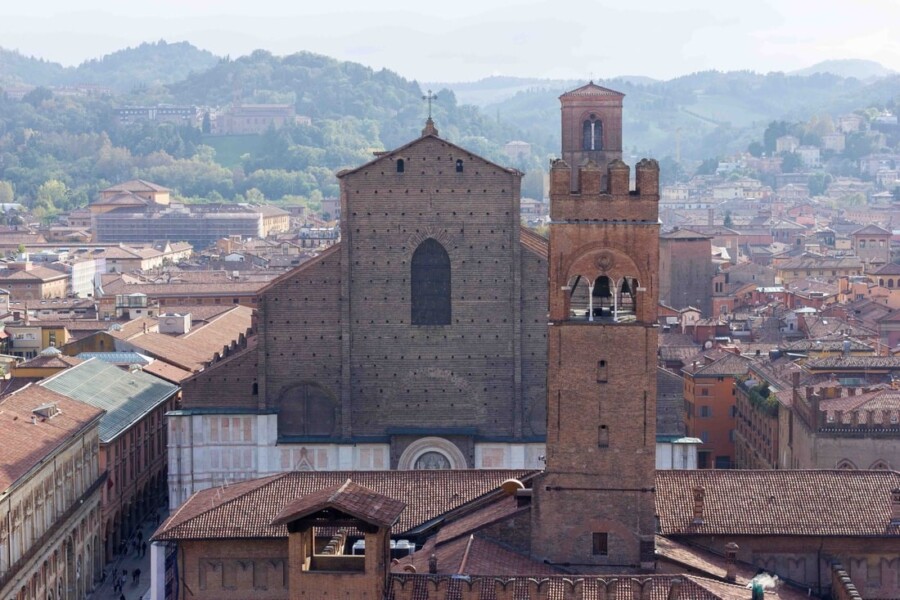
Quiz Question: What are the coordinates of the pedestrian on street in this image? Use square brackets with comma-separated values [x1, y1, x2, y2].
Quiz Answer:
[141, 541, 147, 557]
[120, 594, 126, 600]
[119, 572, 127, 590]
[137, 530, 143, 542]
[132, 567, 141, 583]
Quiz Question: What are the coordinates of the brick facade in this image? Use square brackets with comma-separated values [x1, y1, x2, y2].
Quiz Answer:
[169, 125, 549, 505]
[531, 83, 660, 573]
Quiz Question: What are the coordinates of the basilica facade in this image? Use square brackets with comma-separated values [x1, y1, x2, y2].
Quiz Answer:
[167, 119, 550, 507]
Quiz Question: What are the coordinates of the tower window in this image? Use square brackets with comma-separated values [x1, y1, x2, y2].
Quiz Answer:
[411, 238, 451, 325]
[597, 360, 608, 383]
[456, 159, 464, 173]
[592, 532, 609, 555]
[582, 116, 603, 151]
[397, 159, 405, 173]
[598, 425, 609, 448]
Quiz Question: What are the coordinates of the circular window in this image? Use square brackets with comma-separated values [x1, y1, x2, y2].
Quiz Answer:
[414, 451, 451, 470]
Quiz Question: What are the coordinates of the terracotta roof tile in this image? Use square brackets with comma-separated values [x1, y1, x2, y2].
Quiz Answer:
[0, 384, 103, 491]
[272, 479, 406, 528]
[656, 469, 900, 537]
[152, 470, 535, 542]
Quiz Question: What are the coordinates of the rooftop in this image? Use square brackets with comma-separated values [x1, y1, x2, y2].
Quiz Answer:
[0, 384, 103, 492]
[40, 358, 179, 442]
[656, 469, 900, 537]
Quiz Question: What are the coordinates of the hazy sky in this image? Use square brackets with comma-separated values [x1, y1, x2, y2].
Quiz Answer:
[2, 0, 899, 81]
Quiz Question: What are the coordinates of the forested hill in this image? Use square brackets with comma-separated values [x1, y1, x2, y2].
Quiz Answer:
[0, 41, 219, 91]
[165, 50, 522, 153]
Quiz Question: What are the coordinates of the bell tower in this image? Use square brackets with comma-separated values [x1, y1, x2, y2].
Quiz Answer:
[559, 82, 624, 189]
[531, 83, 659, 572]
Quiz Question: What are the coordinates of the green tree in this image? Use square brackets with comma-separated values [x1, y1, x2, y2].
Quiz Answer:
[763, 121, 790, 154]
[202, 111, 212, 134]
[747, 141, 764, 157]
[35, 179, 68, 212]
[0, 180, 14, 203]
[779, 152, 803, 174]
[695, 158, 719, 176]
[723, 211, 733, 228]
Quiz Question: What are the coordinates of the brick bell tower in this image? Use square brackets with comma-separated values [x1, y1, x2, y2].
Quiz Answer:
[530, 82, 659, 572]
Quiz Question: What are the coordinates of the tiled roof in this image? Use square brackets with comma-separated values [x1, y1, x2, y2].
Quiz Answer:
[152, 470, 535, 542]
[393, 534, 560, 577]
[873, 262, 900, 275]
[0, 384, 103, 492]
[807, 356, 900, 370]
[142, 360, 193, 384]
[661, 229, 712, 240]
[519, 227, 548, 259]
[271, 479, 407, 528]
[852, 224, 891, 236]
[0, 265, 69, 282]
[559, 82, 624, 97]
[656, 469, 900, 537]
[777, 255, 864, 271]
[687, 353, 751, 377]
[40, 358, 178, 442]
[102, 179, 171, 193]
[17, 353, 83, 370]
[115, 305, 252, 372]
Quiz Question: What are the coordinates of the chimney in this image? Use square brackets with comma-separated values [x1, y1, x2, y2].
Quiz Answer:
[428, 553, 438, 574]
[848, 387, 857, 397]
[792, 371, 800, 389]
[667, 578, 683, 600]
[724, 542, 739, 583]
[891, 488, 900, 525]
[692, 486, 705, 525]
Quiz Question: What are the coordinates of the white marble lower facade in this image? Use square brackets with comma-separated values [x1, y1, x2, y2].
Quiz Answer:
[167, 412, 546, 509]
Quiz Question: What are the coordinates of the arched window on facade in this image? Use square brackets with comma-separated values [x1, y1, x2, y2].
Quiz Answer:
[396, 158, 405, 173]
[277, 383, 338, 437]
[455, 159, 464, 173]
[592, 276, 612, 317]
[582, 115, 603, 151]
[411, 239, 451, 325]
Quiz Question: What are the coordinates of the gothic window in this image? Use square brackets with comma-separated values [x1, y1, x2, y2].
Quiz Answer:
[411, 238, 451, 325]
[277, 383, 337, 437]
[397, 159, 405, 173]
[582, 115, 603, 151]
[836, 459, 857, 470]
[455, 159, 464, 173]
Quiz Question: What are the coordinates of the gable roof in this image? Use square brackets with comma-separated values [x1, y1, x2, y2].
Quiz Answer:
[852, 224, 891, 236]
[102, 179, 171, 194]
[656, 469, 900, 537]
[873, 262, 900, 275]
[336, 130, 520, 179]
[0, 384, 104, 492]
[152, 469, 535, 542]
[559, 82, 625, 98]
[686, 353, 751, 377]
[271, 479, 406, 528]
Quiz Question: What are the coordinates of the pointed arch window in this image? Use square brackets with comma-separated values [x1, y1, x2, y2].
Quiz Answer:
[411, 238, 451, 325]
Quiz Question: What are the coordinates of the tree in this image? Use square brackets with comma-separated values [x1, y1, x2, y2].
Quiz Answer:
[723, 211, 733, 228]
[0, 180, 13, 203]
[747, 141, 764, 157]
[763, 121, 790, 153]
[35, 179, 68, 213]
[779, 152, 802, 174]
[202, 111, 212, 134]
[695, 158, 719, 176]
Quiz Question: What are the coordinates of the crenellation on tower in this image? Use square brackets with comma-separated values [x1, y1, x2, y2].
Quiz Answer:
[549, 160, 660, 223]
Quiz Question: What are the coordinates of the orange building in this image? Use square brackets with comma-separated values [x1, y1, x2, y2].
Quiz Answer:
[682, 353, 751, 468]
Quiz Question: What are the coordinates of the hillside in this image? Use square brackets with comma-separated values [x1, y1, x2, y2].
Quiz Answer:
[475, 70, 900, 163]
[0, 41, 219, 92]
[790, 59, 895, 80]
